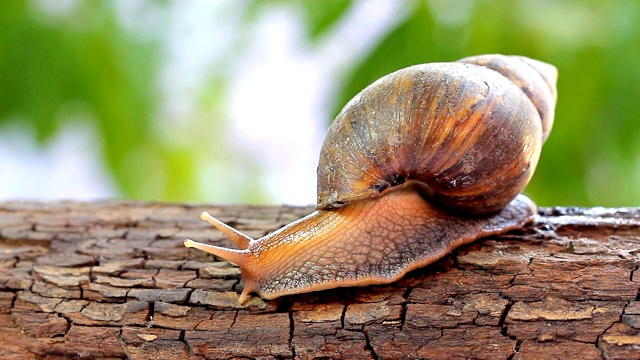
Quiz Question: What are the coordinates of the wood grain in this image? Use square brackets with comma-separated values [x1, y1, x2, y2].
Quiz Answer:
[0, 200, 638, 359]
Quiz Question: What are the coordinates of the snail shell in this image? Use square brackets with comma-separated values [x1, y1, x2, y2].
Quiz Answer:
[185, 54, 558, 304]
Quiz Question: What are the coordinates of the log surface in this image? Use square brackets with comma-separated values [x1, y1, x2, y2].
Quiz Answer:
[0, 200, 639, 359]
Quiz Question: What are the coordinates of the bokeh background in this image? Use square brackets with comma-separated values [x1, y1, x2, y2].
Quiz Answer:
[1, 0, 639, 207]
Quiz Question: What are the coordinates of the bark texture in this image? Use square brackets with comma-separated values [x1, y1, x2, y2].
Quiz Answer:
[0, 200, 639, 359]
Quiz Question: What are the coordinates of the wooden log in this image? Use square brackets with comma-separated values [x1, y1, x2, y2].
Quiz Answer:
[0, 200, 638, 359]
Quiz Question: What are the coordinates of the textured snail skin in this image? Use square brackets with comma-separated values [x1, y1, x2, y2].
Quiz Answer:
[184, 54, 558, 304]
[186, 184, 536, 303]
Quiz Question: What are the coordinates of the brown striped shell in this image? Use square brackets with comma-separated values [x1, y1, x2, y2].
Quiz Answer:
[317, 54, 557, 213]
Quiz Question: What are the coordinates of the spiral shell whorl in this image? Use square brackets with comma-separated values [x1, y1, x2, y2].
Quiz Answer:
[458, 54, 558, 142]
[317, 55, 557, 214]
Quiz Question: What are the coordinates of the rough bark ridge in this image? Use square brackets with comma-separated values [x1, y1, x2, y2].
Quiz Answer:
[0, 200, 639, 359]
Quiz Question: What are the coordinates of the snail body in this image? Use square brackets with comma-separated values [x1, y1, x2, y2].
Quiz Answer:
[185, 54, 558, 304]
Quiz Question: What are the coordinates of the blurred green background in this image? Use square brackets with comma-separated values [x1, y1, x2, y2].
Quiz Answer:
[1, 0, 639, 207]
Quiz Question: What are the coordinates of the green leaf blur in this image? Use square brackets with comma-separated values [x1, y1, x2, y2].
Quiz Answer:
[1, 0, 639, 207]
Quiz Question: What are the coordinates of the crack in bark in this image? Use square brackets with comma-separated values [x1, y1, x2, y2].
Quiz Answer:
[399, 286, 413, 330]
[146, 301, 155, 328]
[117, 326, 131, 360]
[364, 330, 379, 360]
[498, 300, 514, 337]
[506, 339, 523, 360]
[228, 310, 239, 331]
[288, 311, 296, 359]
[595, 301, 630, 360]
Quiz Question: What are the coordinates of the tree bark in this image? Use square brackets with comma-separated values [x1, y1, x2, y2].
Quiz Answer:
[0, 200, 638, 359]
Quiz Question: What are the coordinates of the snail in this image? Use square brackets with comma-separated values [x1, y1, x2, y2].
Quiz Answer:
[184, 54, 558, 304]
